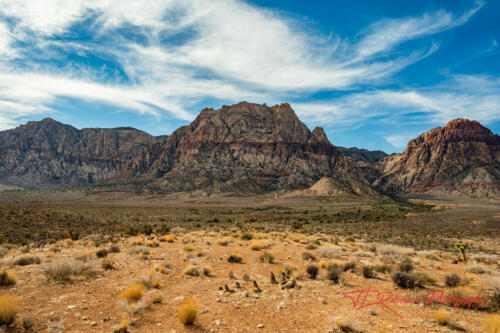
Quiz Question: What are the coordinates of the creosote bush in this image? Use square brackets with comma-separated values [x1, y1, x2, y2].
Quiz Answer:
[306, 264, 319, 279]
[342, 261, 355, 272]
[0, 293, 19, 326]
[445, 274, 461, 287]
[178, 297, 197, 326]
[326, 264, 342, 284]
[392, 271, 416, 289]
[227, 254, 243, 263]
[398, 258, 414, 273]
[14, 256, 41, 266]
[362, 265, 375, 279]
[96, 249, 109, 258]
[0, 271, 16, 286]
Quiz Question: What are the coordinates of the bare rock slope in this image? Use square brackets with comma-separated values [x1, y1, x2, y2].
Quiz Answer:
[373, 118, 500, 198]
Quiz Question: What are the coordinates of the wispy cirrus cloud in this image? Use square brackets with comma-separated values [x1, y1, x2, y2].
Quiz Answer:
[0, 0, 486, 130]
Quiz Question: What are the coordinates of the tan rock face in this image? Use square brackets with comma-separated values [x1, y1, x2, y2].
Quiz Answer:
[130, 102, 370, 194]
[374, 118, 500, 198]
[0, 118, 155, 189]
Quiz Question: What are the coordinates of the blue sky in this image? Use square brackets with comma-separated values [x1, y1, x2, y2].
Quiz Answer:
[0, 0, 499, 153]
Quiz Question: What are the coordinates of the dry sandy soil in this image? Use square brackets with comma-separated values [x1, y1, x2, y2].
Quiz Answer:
[0, 193, 499, 333]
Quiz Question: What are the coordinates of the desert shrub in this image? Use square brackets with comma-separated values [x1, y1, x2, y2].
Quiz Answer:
[0, 271, 16, 286]
[184, 265, 200, 277]
[218, 238, 230, 246]
[306, 264, 319, 279]
[259, 252, 274, 264]
[227, 254, 243, 263]
[471, 254, 499, 264]
[64, 229, 80, 241]
[445, 274, 461, 287]
[178, 297, 197, 326]
[466, 264, 491, 274]
[302, 251, 317, 262]
[326, 264, 342, 284]
[22, 316, 34, 330]
[481, 314, 500, 333]
[43, 259, 94, 282]
[240, 232, 253, 241]
[141, 224, 153, 235]
[362, 265, 375, 279]
[433, 309, 450, 326]
[377, 245, 410, 258]
[96, 249, 109, 258]
[14, 256, 41, 266]
[392, 271, 416, 289]
[250, 240, 271, 251]
[374, 263, 392, 274]
[398, 258, 414, 272]
[342, 261, 355, 272]
[108, 245, 120, 253]
[482, 288, 500, 313]
[354, 251, 374, 258]
[153, 296, 163, 304]
[306, 244, 317, 250]
[0, 294, 19, 326]
[415, 272, 437, 287]
[120, 284, 144, 303]
[101, 259, 115, 270]
[335, 318, 361, 332]
[316, 246, 343, 259]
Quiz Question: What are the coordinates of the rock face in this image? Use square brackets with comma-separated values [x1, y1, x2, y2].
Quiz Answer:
[373, 118, 500, 198]
[129, 102, 371, 194]
[337, 147, 388, 164]
[0, 118, 155, 189]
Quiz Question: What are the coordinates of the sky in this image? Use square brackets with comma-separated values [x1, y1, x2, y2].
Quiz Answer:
[0, 0, 499, 153]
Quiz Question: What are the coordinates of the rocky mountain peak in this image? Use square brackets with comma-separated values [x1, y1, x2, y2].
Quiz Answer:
[408, 118, 500, 149]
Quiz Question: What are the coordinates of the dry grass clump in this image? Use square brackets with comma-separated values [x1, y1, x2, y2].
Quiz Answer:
[217, 238, 231, 246]
[374, 263, 392, 274]
[342, 261, 355, 272]
[178, 297, 197, 326]
[433, 309, 450, 326]
[184, 265, 211, 277]
[22, 316, 34, 330]
[43, 259, 95, 282]
[250, 240, 272, 251]
[471, 254, 499, 264]
[108, 245, 120, 253]
[159, 234, 175, 243]
[0, 271, 16, 286]
[316, 246, 343, 259]
[0, 293, 19, 326]
[240, 232, 253, 241]
[101, 259, 115, 270]
[335, 317, 361, 333]
[120, 283, 144, 304]
[466, 263, 491, 274]
[302, 251, 317, 262]
[377, 244, 411, 258]
[13, 256, 41, 266]
[481, 314, 500, 333]
[227, 253, 243, 263]
[258, 251, 274, 264]
[445, 273, 461, 287]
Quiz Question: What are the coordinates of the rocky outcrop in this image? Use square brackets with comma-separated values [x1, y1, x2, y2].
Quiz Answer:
[337, 147, 388, 164]
[129, 102, 373, 194]
[373, 119, 500, 198]
[0, 118, 155, 189]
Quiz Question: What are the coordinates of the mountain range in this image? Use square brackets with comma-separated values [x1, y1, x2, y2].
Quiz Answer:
[1, 102, 498, 199]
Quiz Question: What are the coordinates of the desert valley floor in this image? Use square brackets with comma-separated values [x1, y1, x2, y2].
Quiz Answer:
[0, 190, 499, 333]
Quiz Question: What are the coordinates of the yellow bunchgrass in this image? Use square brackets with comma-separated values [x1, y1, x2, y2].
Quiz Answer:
[120, 284, 144, 303]
[178, 297, 197, 326]
[250, 240, 271, 251]
[482, 314, 500, 333]
[0, 294, 19, 326]
[433, 309, 450, 326]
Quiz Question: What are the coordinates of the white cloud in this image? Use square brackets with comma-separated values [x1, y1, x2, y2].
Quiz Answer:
[0, 0, 485, 129]
[384, 134, 413, 148]
[293, 75, 500, 128]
